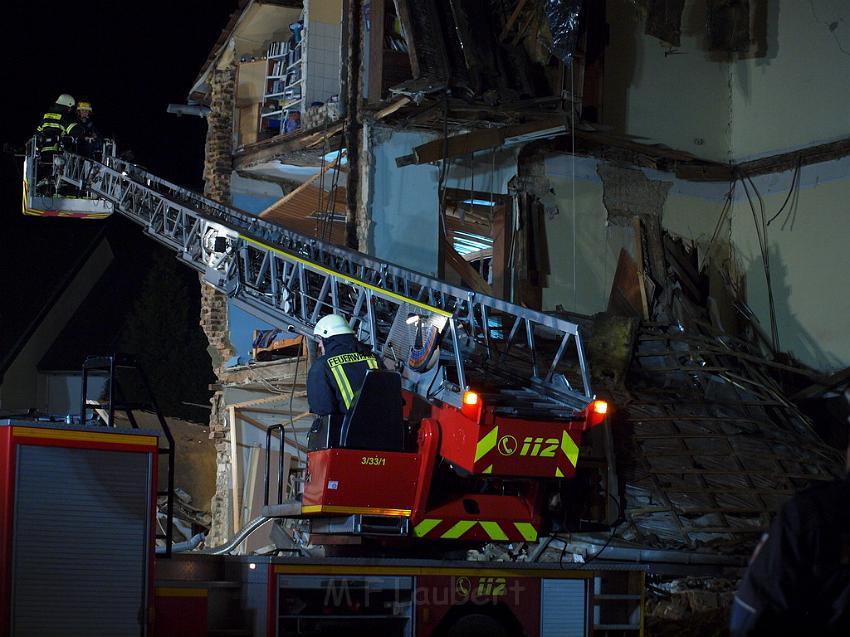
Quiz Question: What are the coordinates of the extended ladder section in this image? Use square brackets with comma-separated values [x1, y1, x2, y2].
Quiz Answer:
[55, 144, 593, 417]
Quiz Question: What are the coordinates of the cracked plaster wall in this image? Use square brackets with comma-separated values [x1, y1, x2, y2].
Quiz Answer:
[543, 152, 850, 372]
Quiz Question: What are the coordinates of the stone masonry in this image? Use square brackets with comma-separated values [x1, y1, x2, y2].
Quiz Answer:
[199, 65, 237, 546]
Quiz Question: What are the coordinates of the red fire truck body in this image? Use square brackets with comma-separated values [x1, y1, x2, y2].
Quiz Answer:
[154, 554, 645, 637]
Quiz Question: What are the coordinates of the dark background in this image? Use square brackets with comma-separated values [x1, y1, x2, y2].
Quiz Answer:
[0, 1, 238, 417]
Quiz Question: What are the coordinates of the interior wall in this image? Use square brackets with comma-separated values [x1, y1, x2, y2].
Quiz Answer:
[539, 155, 726, 316]
[366, 125, 440, 275]
[730, 0, 850, 159]
[543, 156, 626, 314]
[236, 60, 266, 147]
[603, 0, 732, 162]
[729, 159, 850, 370]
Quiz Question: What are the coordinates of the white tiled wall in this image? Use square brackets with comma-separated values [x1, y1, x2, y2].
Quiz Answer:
[304, 20, 342, 106]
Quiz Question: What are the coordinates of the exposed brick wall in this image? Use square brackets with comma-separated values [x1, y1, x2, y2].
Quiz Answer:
[199, 65, 237, 546]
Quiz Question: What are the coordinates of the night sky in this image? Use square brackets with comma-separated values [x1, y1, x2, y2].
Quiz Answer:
[0, 0, 237, 371]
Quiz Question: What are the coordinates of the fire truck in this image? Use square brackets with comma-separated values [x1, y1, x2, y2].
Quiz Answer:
[2, 142, 645, 635]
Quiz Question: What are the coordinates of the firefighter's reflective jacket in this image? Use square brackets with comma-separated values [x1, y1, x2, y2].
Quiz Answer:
[730, 474, 850, 636]
[36, 106, 77, 154]
[307, 334, 378, 416]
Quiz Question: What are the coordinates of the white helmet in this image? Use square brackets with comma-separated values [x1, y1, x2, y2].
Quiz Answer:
[314, 314, 354, 339]
[56, 94, 76, 108]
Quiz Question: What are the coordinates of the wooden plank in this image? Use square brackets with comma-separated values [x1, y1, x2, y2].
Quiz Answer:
[499, 0, 530, 42]
[237, 409, 309, 454]
[791, 366, 850, 401]
[241, 445, 260, 528]
[258, 152, 346, 219]
[490, 204, 511, 299]
[372, 96, 412, 119]
[631, 218, 651, 320]
[440, 234, 493, 295]
[607, 248, 643, 318]
[229, 406, 242, 535]
[393, 0, 421, 77]
[366, 0, 386, 104]
[397, 119, 566, 167]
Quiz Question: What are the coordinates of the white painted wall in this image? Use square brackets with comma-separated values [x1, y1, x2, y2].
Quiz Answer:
[728, 160, 850, 370]
[543, 155, 628, 314]
[365, 125, 441, 275]
[606, 0, 850, 161]
[730, 0, 850, 159]
[604, 0, 732, 162]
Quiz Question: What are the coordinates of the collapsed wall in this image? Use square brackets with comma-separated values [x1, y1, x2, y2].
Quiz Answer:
[199, 65, 238, 545]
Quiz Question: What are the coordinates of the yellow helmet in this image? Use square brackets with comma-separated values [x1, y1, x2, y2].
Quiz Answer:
[77, 101, 92, 114]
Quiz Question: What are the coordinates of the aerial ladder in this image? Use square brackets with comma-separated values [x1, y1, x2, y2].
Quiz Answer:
[22, 141, 611, 546]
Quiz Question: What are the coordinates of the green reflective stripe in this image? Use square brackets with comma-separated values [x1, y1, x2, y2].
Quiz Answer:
[479, 521, 509, 541]
[65, 122, 78, 134]
[414, 519, 442, 537]
[440, 520, 477, 539]
[474, 426, 499, 462]
[561, 431, 579, 467]
[37, 122, 65, 132]
[367, 358, 378, 369]
[330, 365, 354, 408]
[513, 522, 538, 542]
[43, 113, 62, 120]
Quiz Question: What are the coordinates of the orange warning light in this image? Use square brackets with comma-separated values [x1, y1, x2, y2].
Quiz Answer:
[463, 391, 480, 406]
[592, 400, 609, 415]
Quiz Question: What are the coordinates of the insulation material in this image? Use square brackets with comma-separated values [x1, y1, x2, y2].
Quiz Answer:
[597, 164, 672, 225]
[543, 0, 584, 65]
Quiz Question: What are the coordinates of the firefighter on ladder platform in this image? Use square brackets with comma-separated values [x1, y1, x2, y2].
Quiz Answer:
[34, 93, 78, 194]
[306, 314, 378, 417]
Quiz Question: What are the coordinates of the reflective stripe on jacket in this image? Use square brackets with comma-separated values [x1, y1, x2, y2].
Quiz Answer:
[307, 335, 379, 415]
[36, 106, 74, 153]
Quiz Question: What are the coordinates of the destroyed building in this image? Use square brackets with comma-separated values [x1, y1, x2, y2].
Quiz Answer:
[3, 1, 850, 634]
[185, 0, 850, 563]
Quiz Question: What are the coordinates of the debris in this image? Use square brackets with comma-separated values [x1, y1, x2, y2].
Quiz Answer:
[588, 227, 846, 555]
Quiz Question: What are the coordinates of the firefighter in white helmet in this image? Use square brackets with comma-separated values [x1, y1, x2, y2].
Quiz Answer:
[306, 314, 378, 416]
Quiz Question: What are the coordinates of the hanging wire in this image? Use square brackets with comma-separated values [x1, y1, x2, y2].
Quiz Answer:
[766, 155, 802, 227]
[570, 60, 577, 310]
[437, 91, 451, 241]
[739, 170, 780, 352]
[700, 178, 737, 271]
